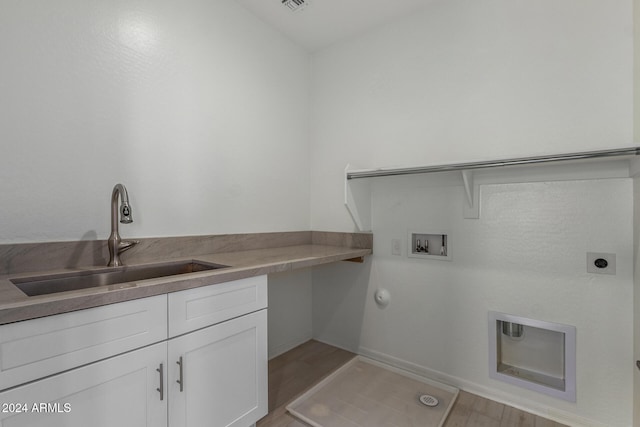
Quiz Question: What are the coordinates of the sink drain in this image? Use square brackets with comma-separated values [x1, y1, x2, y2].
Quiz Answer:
[418, 394, 439, 407]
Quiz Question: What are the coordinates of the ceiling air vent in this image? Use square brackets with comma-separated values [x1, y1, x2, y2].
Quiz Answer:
[282, 0, 311, 12]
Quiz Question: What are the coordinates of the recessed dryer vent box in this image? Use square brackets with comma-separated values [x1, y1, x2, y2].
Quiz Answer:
[408, 231, 451, 261]
[488, 312, 576, 402]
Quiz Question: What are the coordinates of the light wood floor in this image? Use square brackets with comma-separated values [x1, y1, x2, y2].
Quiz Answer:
[257, 340, 567, 427]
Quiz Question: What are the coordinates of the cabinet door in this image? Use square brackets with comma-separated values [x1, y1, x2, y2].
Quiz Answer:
[0, 342, 167, 427]
[168, 309, 267, 427]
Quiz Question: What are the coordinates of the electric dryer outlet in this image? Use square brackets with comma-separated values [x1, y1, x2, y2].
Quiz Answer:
[586, 252, 616, 275]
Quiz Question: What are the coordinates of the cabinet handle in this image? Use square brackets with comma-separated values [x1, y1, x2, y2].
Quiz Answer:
[176, 356, 184, 392]
[156, 363, 164, 401]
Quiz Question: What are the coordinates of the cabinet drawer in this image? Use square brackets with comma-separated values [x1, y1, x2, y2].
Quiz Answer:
[168, 275, 267, 337]
[0, 294, 167, 391]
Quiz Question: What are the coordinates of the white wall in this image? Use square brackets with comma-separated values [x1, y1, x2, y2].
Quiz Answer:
[310, 0, 633, 232]
[310, 1, 634, 425]
[312, 258, 372, 352]
[633, 1, 640, 422]
[314, 178, 633, 426]
[634, 176, 640, 427]
[0, 0, 311, 243]
[268, 269, 313, 359]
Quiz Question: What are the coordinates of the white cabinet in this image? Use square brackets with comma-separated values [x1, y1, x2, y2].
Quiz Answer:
[168, 310, 268, 427]
[0, 275, 268, 427]
[0, 342, 167, 427]
[0, 294, 167, 391]
[167, 275, 268, 427]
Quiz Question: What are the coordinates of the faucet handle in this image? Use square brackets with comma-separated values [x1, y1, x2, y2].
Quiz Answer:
[118, 240, 139, 255]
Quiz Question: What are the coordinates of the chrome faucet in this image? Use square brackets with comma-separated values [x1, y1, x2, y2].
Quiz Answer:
[108, 183, 139, 267]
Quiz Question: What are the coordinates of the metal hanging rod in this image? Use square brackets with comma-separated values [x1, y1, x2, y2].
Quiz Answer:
[346, 147, 640, 180]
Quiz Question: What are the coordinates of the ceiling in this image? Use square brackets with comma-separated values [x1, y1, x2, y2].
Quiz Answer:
[235, 0, 433, 52]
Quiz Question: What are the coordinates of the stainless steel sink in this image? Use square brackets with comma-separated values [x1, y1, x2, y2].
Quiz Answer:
[11, 261, 229, 297]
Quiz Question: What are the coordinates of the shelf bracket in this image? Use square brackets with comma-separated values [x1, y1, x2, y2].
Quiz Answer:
[461, 170, 479, 219]
[344, 164, 372, 231]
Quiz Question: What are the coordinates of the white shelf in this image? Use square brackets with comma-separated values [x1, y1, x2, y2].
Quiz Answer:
[344, 147, 640, 230]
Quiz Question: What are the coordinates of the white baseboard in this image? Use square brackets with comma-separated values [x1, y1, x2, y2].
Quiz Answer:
[357, 346, 609, 427]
